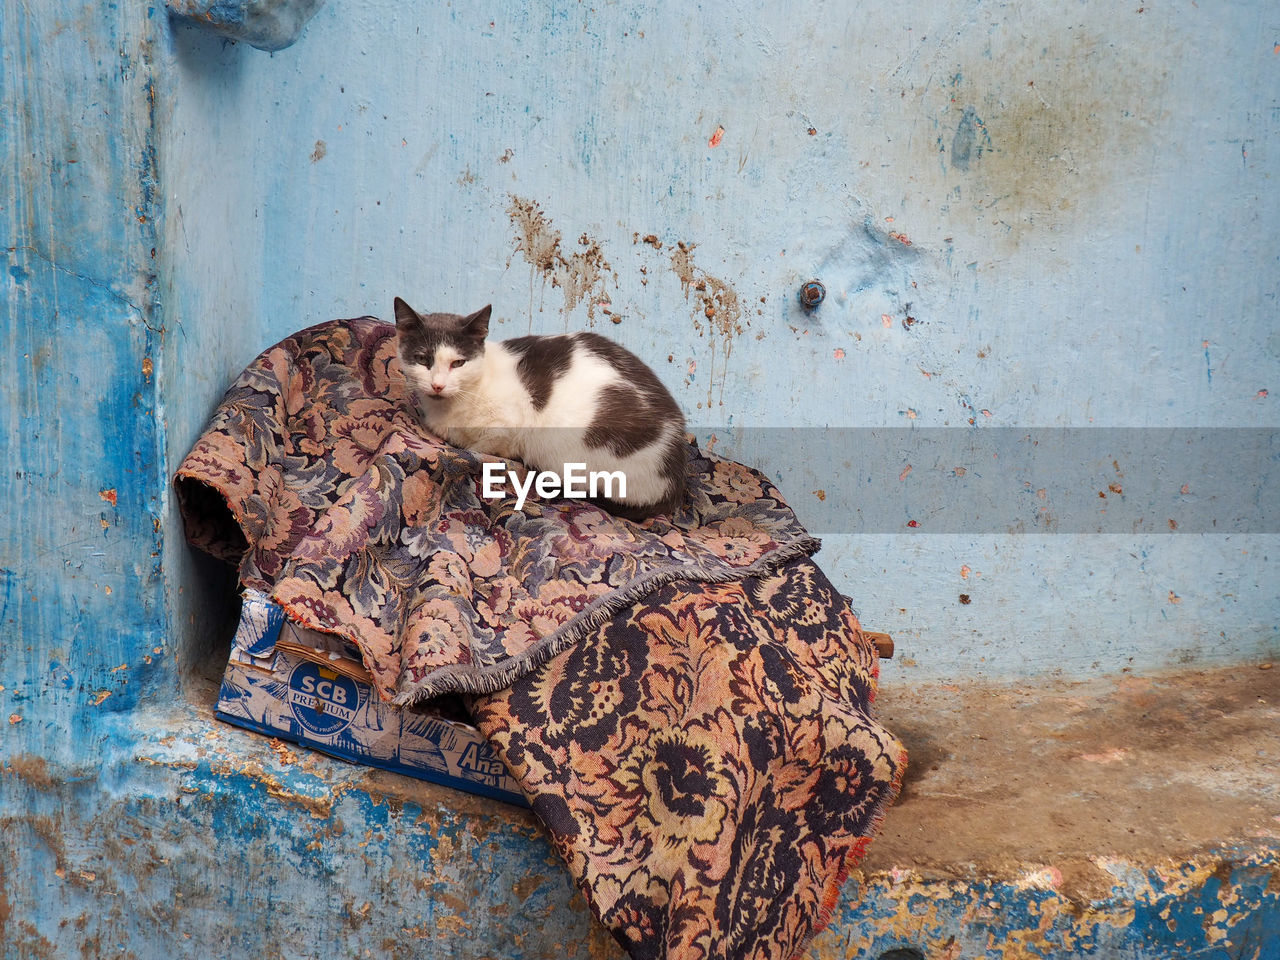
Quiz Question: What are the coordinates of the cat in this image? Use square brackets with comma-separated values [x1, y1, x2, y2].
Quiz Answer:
[393, 297, 687, 521]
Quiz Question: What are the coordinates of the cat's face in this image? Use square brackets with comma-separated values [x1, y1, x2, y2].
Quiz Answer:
[394, 298, 491, 400]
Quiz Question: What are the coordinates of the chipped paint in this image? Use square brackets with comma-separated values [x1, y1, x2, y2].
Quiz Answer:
[808, 844, 1280, 960]
[2, 710, 619, 957]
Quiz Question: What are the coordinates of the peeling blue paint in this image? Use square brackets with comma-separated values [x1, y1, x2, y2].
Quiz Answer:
[2, 710, 609, 958]
[813, 842, 1280, 959]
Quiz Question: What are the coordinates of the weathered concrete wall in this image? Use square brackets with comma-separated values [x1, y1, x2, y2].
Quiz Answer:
[3, 690, 618, 958]
[160, 0, 1279, 681]
[2, 1, 174, 751]
[3, 0, 1278, 956]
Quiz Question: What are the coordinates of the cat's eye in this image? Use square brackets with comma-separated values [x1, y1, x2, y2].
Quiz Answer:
[450, 359, 466, 369]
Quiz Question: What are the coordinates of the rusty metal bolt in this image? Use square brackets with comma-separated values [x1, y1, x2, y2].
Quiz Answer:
[799, 280, 825, 309]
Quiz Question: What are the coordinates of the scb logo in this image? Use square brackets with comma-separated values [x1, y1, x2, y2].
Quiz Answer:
[287, 662, 361, 737]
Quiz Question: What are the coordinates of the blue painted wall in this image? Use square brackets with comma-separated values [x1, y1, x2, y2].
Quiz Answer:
[160, 0, 1279, 680]
[2, 0, 1278, 955]
[2, 1, 173, 754]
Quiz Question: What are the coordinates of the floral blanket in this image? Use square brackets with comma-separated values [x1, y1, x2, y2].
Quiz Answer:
[175, 316, 905, 959]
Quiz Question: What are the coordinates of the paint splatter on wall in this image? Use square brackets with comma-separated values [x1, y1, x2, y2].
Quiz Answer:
[507, 195, 615, 327]
[668, 241, 743, 410]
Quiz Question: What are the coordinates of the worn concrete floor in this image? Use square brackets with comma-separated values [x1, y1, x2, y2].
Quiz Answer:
[861, 663, 1280, 901]
[175, 655, 1279, 957]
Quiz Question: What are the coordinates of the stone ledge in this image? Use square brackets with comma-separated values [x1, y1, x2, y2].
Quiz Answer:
[2, 682, 621, 959]
[812, 664, 1280, 958]
[6, 664, 1275, 957]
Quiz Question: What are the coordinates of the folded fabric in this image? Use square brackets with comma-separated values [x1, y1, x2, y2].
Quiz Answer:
[470, 559, 904, 960]
[175, 316, 905, 959]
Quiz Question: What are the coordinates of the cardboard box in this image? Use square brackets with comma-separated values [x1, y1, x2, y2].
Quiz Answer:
[216, 590, 528, 807]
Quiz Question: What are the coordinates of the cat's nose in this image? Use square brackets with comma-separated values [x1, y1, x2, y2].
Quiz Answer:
[431, 384, 445, 394]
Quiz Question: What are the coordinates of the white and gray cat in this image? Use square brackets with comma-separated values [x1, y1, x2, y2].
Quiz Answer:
[394, 297, 687, 520]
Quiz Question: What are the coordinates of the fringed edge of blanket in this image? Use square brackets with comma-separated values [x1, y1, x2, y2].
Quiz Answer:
[175, 463, 824, 707]
[789, 742, 910, 960]
[391, 533, 824, 706]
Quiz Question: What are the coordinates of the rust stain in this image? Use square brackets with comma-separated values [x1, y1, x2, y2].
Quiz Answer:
[12, 921, 53, 959]
[27, 814, 69, 872]
[434, 890, 471, 915]
[310, 139, 327, 162]
[4, 753, 54, 790]
[99, 488, 117, 507]
[513, 870, 550, 901]
[89, 690, 112, 706]
[668, 241, 743, 409]
[344, 900, 373, 930]
[708, 124, 725, 148]
[141, 356, 153, 380]
[507, 195, 615, 327]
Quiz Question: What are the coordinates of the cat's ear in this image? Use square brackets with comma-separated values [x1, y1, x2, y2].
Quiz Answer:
[393, 297, 418, 330]
[462, 304, 491, 340]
